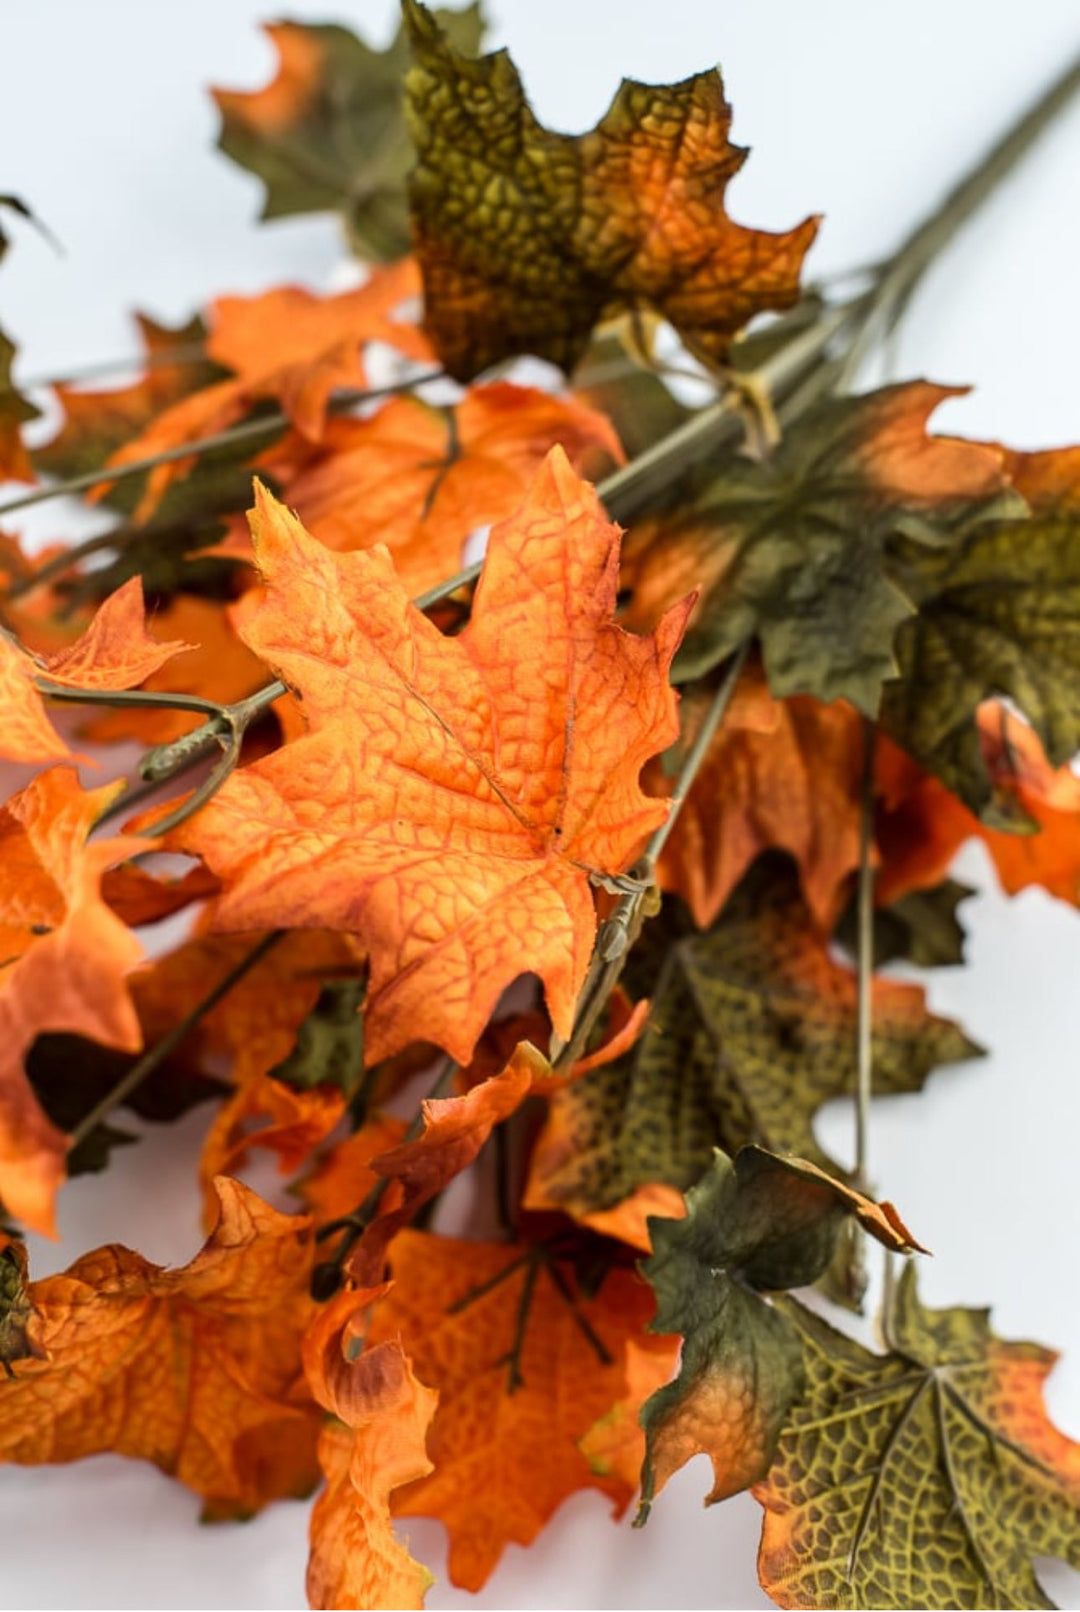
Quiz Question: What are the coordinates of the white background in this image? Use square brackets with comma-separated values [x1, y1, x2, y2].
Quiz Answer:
[2, 3, 1080, 1608]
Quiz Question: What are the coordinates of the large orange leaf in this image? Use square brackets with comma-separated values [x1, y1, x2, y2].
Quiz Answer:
[173, 452, 691, 1064]
[104, 261, 432, 518]
[0, 1178, 321, 1515]
[402, 0, 817, 379]
[304, 1287, 437, 1610]
[0, 575, 191, 764]
[271, 381, 622, 591]
[366, 1229, 655, 1591]
[0, 769, 147, 1234]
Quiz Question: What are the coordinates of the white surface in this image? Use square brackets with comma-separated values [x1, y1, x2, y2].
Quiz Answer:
[2, 2, 1080, 1608]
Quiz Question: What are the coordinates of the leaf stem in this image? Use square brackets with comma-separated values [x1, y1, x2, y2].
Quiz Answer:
[853, 716, 877, 1192]
[67, 930, 283, 1148]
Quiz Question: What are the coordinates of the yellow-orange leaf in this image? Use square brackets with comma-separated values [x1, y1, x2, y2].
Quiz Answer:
[173, 452, 691, 1064]
[0, 769, 147, 1233]
[0, 1178, 321, 1514]
[304, 1288, 437, 1611]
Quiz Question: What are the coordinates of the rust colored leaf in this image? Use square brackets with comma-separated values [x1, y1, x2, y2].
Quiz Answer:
[172, 453, 691, 1065]
[346, 1041, 550, 1285]
[304, 1288, 437, 1610]
[104, 261, 432, 518]
[578, 1332, 680, 1493]
[0, 575, 192, 764]
[0, 1178, 321, 1514]
[402, 0, 817, 380]
[366, 1229, 655, 1591]
[273, 381, 622, 592]
[654, 657, 868, 930]
[0, 769, 147, 1233]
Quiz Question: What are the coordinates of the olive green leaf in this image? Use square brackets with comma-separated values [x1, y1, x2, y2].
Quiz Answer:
[755, 1266, 1080, 1610]
[638, 1145, 921, 1521]
[0, 328, 38, 483]
[532, 857, 980, 1220]
[882, 491, 1080, 820]
[834, 877, 975, 969]
[213, 9, 484, 263]
[402, 0, 816, 381]
[620, 382, 1017, 711]
[0, 1240, 45, 1375]
[267, 979, 366, 1100]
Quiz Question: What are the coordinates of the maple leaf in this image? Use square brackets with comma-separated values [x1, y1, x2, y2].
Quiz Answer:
[638, 1145, 923, 1521]
[0, 574, 191, 764]
[272, 381, 622, 592]
[529, 858, 980, 1224]
[881, 441, 1080, 817]
[346, 1041, 550, 1285]
[621, 381, 1012, 711]
[213, 7, 484, 262]
[0, 327, 38, 482]
[104, 261, 432, 518]
[0, 1178, 321, 1514]
[171, 453, 691, 1065]
[835, 876, 975, 969]
[303, 1287, 437, 1611]
[0, 768, 148, 1234]
[652, 657, 868, 930]
[0, 1237, 46, 1373]
[365, 1227, 655, 1591]
[401, 0, 817, 381]
[755, 1266, 1080, 1610]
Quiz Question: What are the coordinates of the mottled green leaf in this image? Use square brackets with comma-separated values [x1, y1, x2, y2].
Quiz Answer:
[533, 858, 980, 1219]
[638, 1145, 921, 1520]
[403, 0, 816, 380]
[834, 877, 975, 969]
[0, 328, 38, 482]
[756, 1267, 1080, 1610]
[267, 979, 365, 1099]
[213, 8, 484, 261]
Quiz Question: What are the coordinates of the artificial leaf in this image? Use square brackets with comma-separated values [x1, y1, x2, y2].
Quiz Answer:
[0, 574, 191, 764]
[100, 860, 220, 926]
[529, 858, 979, 1222]
[35, 312, 216, 481]
[198, 1077, 346, 1222]
[365, 1228, 654, 1591]
[268, 979, 367, 1096]
[652, 657, 868, 929]
[104, 261, 432, 518]
[402, 0, 817, 380]
[638, 1145, 922, 1520]
[172, 453, 691, 1065]
[0, 1237, 45, 1373]
[213, 8, 483, 262]
[621, 381, 1011, 709]
[881, 441, 1080, 817]
[578, 1332, 680, 1493]
[345, 1040, 549, 1285]
[834, 876, 975, 968]
[304, 1288, 437, 1610]
[0, 769, 147, 1233]
[755, 1266, 1080, 1610]
[273, 381, 622, 592]
[0, 1178, 321, 1514]
[0, 327, 37, 482]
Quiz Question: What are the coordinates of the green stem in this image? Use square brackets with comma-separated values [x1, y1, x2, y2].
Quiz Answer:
[67, 930, 283, 1148]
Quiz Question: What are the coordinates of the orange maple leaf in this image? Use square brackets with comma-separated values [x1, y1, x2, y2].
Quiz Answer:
[172, 451, 692, 1064]
[0, 768, 147, 1234]
[303, 1287, 437, 1611]
[267, 381, 623, 592]
[366, 1228, 655, 1591]
[104, 260, 433, 518]
[0, 1178, 321, 1515]
[0, 575, 191, 764]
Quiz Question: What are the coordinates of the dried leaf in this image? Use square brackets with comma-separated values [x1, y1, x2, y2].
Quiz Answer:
[214, 8, 483, 262]
[638, 1145, 922, 1519]
[402, 0, 817, 379]
[755, 1267, 1080, 1610]
[172, 454, 690, 1065]
[0, 1179, 321, 1514]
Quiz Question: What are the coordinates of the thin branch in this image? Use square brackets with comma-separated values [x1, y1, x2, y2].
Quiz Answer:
[854, 715, 877, 1191]
[67, 930, 283, 1147]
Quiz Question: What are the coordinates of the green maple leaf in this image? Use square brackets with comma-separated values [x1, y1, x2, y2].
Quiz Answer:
[755, 1266, 1080, 1610]
[402, 0, 816, 380]
[638, 1145, 921, 1521]
[534, 858, 980, 1218]
[267, 979, 366, 1100]
[213, 8, 484, 262]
